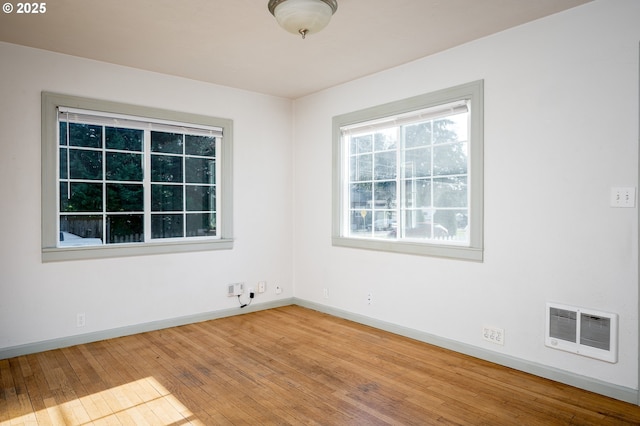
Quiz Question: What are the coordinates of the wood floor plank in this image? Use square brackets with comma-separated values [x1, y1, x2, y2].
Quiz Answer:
[116, 331, 242, 425]
[2, 305, 640, 425]
[0, 359, 19, 424]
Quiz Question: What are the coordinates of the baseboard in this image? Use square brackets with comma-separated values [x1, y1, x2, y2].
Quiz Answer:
[2, 297, 637, 405]
[293, 298, 639, 405]
[0, 298, 295, 360]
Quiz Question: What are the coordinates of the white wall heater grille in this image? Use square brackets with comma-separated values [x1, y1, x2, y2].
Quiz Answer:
[545, 302, 618, 363]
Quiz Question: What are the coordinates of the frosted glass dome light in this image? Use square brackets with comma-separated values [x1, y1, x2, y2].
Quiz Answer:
[268, 0, 338, 39]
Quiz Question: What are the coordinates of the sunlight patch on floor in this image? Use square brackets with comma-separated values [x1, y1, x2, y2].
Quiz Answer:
[2, 376, 204, 425]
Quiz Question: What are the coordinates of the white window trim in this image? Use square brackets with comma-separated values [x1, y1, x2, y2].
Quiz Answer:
[332, 81, 484, 261]
[41, 92, 234, 262]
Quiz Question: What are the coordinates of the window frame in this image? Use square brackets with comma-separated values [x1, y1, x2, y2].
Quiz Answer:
[332, 80, 483, 261]
[42, 92, 234, 262]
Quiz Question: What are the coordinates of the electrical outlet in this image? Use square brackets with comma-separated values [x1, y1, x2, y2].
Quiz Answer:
[610, 187, 636, 208]
[366, 292, 372, 305]
[275, 285, 282, 294]
[77, 313, 86, 327]
[323, 288, 329, 299]
[258, 281, 266, 293]
[482, 326, 504, 345]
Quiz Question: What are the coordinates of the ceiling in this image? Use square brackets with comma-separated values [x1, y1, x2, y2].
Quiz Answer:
[0, 0, 591, 99]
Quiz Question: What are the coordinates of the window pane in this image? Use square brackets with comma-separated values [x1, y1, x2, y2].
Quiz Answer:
[186, 186, 215, 212]
[151, 154, 183, 182]
[105, 127, 143, 151]
[107, 184, 143, 212]
[152, 184, 183, 212]
[403, 178, 431, 208]
[186, 213, 216, 237]
[59, 148, 68, 179]
[351, 135, 372, 155]
[185, 135, 215, 157]
[59, 122, 67, 146]
[434, 176, 467, 208]
[68, 149, 102, 180]
[106, 152, 143, 181]
[350, 209, 371, 232]
[374, 181, 396, 208]
[433, 142, 467, 175]
[151, 214, 184, 239]
[352, 154, 372, 181]
[401, 210, 450, 240]
[60, 182, 102, 212]
[404, 122, 431, 148]
[151, 132, 183, 154]
[374, 129, 397, 151]
[402, 209, 421, 231]
[68, 123, 102, 148]
[374, 152, 396, 180]
[107, 214, 144, 243]
[185, 158, 215, 184]
[451, 114, 469, 142]
[349, 156, 362, 182]
[59, 215, 103, 246]
[350, 182, 372, 209]
[372, 211, 396, 232]
[433, 118, 460, 144]
[402, 148, 431, 178]
[433, 209, 468, 241]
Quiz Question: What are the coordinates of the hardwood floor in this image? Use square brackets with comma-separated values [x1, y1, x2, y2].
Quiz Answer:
[2, 305, 640, 425]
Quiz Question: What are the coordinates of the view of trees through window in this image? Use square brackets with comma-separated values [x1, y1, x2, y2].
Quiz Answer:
[58, 119, 218, 247]
[346, 110, 469, 244]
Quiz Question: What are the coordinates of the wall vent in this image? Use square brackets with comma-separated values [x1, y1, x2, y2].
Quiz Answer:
[545, 302, 618, 363]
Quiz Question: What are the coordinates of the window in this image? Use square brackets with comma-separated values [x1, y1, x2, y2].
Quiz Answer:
[332, 81, 483, 261]
[42, 93, 233, 261]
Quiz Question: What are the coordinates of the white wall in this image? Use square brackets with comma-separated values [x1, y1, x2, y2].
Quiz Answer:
[0, 42, 294, 349]
[292, 0, 640, 390]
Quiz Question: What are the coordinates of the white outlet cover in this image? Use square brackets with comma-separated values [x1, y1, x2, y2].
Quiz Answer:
[610, 187, 636, 208]
[482, 326, 504, 345]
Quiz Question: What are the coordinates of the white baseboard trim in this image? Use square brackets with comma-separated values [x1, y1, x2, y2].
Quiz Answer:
[293, 298, 639, 405]
[0, 298, 294, 360]
[2, 297, 637, 405]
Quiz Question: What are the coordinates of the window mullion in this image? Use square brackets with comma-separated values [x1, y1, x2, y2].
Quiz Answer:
[370, 142, 375, 237]
[143, 129, 152, 242]
[342, 134, 350, 236]
[65, 118, 71, 202]
[102, 126, 107, 245]
[396, 126, 403, 240]
[430, 121, 435, 239]
[215, 136, 221, 235]
[182, 134, 187, 238]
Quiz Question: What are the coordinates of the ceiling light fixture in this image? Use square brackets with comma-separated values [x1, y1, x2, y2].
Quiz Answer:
[268, 0, 338, 39]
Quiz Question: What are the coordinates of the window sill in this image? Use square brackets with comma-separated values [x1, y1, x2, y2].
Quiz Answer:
[42, 239, 234, 262]
[332, 236, 482, 262]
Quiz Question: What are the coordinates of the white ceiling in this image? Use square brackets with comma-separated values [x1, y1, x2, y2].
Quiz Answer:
[0, 0, 591, 99]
